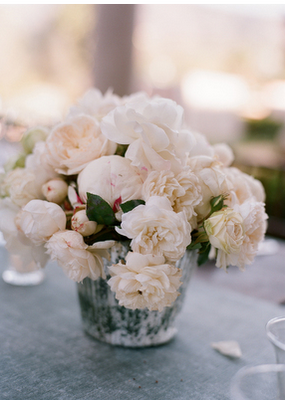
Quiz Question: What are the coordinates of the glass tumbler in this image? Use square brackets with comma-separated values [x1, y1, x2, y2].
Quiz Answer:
[230, 364, 285, 400]
[266, 317, 285, 364]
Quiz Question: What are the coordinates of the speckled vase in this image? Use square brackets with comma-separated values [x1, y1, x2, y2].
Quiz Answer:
[77, 241, 197, 347]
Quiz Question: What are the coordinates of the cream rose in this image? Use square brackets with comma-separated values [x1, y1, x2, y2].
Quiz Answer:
[108, 252, 182, 311]
[142, 168, 202, 227]
[204, 208, 245, 255]
[210, 200, 268, 271]
[1, 167, 43, 207]
[17, 199, 66, 245]
[45, 230, 115, 282]
[116, 196, 191, 262]
[71, 209, 97, 237]
[187, 156, 233, 220]
[45, 114, 117, 175]
[78, 155, 143, 207]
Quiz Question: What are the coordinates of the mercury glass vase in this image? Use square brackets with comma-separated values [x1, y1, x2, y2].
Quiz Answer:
[77, 241, 197, 347]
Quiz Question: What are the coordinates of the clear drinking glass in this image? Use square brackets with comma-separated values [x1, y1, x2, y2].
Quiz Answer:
[2, 254, 45, 286]
[266, 317, 285, 364]
[230, 364, 285, 400]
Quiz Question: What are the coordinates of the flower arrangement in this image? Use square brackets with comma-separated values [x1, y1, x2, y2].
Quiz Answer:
[0, 89, 267, 312]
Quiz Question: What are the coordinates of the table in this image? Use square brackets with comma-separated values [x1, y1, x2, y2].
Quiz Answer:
[1, 244, 284, 400]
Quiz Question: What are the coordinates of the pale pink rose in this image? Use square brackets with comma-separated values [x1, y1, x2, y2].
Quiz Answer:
[45, 114, 117, 175]
[225, 167, 265, 206]
[213, 143, 234, 167]
[108, 252, 182, 311]
[45, 230, 115, 282]
[18, 199, 66, 245]
[116, 196, 191, 262]
[78, 155, 143, 207]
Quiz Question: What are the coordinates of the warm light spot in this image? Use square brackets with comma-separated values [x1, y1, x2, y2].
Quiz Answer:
[149, 55, 177, 89]
[181, 70, 249, 111]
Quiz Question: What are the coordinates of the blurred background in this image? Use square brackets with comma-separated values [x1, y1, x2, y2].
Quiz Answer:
[1, 4, 285, 236]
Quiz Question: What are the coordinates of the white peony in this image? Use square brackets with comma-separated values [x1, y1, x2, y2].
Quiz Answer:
[45, 114, 117, 175]
[0, 167, 43, 207]
[209, 200, 268, 271]
[101, 95, 194, 175]
[108, 251, 182, 311]
[45, 230, 115, 282]
[204, 208, 244, 255]
[17, 199, 66, 245]
[71, 209, 97, 237]
[116, 196, 191, 262]
[42, 178, 68, 204]
[78, 155, 143, 207]
[68, 88, 121, 121]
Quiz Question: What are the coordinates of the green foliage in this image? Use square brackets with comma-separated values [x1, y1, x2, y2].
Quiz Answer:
[115, 144, 129, 157]
[197, 242, 211, 266]
[120, 199, 145, 213]
[86, 193, 118, 226]
[210, 194, 228, 215]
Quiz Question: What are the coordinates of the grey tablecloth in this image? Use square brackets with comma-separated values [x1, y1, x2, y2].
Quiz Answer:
[0, 246, 284, 400]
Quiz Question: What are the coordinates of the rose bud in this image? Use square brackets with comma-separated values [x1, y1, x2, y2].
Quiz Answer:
[42, 178, 68, 204]
[21, 126, 49, 154]
[71, 210, 97, 237]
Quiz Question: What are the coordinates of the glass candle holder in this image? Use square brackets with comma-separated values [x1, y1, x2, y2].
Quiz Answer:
[266, 317, 285, 364]
[2, 254, 45, 286]
[230, 364, 285, 400]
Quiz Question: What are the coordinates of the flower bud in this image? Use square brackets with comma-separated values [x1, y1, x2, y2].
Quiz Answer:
[71, 210, 97, 237]
[42, 179, 68, 204]
[21, 126, 49, 154]
[4, 153, 27, 172]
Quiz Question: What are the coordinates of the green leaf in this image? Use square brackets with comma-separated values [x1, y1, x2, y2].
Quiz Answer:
[84, 227, 129, 245]
[86, 193, 117, 226]
[120, 199, 145, 213]
[210, 194, 228, 215]
[115, 144, 128, 157]
[197, 243, 211, 266]
[187, 242, 202, 251]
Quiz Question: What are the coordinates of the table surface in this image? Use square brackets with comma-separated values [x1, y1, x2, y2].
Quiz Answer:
[1, 240, 285, 400]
